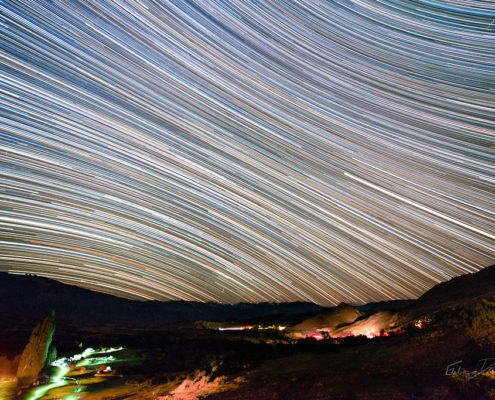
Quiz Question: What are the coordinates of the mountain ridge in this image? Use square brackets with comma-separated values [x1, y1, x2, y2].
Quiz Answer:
[1, 265, 493, 326]
[0, 272, 323, 324]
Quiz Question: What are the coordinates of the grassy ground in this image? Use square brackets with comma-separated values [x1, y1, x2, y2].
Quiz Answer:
[0, 380, 17, 399]
[205, 329, 495, 400]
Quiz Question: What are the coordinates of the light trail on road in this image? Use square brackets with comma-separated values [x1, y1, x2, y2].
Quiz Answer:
[23, 347, 125, 400]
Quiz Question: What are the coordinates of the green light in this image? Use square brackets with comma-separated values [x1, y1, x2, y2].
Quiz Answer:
[93, 346, 123, 354]
[23, 347, 126, 400]
[76, 355, 115, 367]
[24, 362, 70, 400]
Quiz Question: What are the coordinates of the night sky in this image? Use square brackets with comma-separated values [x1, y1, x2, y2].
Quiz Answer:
[1, 0, 494, 305]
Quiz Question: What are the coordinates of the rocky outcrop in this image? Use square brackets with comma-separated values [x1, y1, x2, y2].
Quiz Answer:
[287, 303, 365, 338]
[16, 310, 55, 387]
[332, 310, 399, 338]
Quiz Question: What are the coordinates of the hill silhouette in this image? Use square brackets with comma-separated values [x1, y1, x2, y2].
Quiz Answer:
[402, 264, 495, 319]
[1, 265, 493, 328]
[285, 264, 495, 337]
[0, 272, 322, 325]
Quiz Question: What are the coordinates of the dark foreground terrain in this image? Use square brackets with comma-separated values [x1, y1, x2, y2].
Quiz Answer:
[1, 266, 494, 400]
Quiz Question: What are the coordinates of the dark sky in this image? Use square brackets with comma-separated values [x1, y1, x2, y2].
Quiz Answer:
[1, 0, 494, 305]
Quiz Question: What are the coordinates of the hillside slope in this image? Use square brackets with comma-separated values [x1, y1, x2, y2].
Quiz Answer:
[402, 264, 495, 319]
[289, 265, 495, 338]
[0, 272, 321, 325]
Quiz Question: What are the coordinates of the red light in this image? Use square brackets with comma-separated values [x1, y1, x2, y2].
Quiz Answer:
[308, 333, 324, 340]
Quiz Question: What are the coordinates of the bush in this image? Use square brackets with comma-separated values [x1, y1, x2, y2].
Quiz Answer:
[434, 299, 495, 332]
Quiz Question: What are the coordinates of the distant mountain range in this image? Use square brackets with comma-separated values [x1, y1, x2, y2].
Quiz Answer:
[1, 265, 493, 328]
[0, 273, 324, 325]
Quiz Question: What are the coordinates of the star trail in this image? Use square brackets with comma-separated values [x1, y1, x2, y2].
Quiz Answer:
[0, 0, 494, 305]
